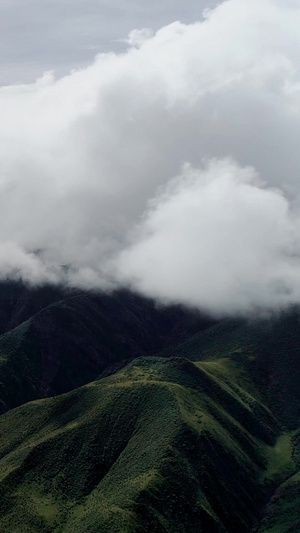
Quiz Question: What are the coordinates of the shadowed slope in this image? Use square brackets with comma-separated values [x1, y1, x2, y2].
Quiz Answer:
[158, 309, 300, 429]
[0, 288, 213, 413]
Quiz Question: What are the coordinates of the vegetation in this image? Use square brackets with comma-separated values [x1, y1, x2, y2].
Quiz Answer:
[1, 282, 300, 531]
[0, 356, 277, 532]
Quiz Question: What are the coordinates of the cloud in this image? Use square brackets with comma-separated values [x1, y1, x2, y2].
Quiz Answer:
[1, 0, 300, 314]
[126, 28, 154, 47]
[115, 159, 300, 315]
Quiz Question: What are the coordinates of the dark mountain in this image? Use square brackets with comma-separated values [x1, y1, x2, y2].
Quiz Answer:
[0, 282, 214, 413]
[1, 281, 300, 532]
[158, 309, 300, 428]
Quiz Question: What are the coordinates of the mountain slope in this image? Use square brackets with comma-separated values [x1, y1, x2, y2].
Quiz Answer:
[0, 287, 213, 413]
[158, 309, 300, 428]
[0, 356, 278, 533]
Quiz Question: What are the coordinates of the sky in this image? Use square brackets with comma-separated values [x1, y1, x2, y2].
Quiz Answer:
[0, 0, 218, 85]
[1, 0, 300, 316]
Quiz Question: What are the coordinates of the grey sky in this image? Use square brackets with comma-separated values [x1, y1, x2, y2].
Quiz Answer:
[0, 0, 218, 85]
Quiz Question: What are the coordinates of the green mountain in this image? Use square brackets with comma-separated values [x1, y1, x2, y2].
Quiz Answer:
[0, 356, 277, 532]
[1, 283, 300, 532]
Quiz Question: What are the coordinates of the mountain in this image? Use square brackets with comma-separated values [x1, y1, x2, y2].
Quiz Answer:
[0, 283, 213, 413]
[0, 356, 279, 533]
[1, 282, 300, 531]
[159, 310, 300, 428]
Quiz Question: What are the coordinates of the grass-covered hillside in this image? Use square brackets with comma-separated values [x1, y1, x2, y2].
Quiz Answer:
[0, 356, 283, 533]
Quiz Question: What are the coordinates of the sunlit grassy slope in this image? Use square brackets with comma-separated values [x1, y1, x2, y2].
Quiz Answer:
[0, 355, 282, 533]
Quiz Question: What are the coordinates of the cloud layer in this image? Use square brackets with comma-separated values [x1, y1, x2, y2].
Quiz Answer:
[2, 0, 300, 314]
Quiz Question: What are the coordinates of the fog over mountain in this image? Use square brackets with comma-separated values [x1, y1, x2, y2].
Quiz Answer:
[1, 0, 300, 314]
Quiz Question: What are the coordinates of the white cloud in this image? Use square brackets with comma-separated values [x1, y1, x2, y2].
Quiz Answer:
[126, 28, 154, 47]
[1, 0, 300, 314]
[115, 159, 300, 315]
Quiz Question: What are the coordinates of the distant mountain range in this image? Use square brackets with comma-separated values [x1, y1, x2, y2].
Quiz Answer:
[0, 281, 300, 532]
